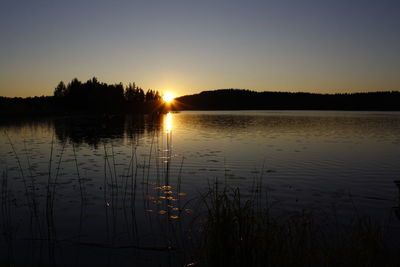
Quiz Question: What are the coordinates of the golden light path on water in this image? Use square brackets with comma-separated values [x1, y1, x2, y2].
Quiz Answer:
[165, 112, 173, 133]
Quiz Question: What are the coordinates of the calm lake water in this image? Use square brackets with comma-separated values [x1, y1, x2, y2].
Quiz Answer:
[1, 110, 400, 266]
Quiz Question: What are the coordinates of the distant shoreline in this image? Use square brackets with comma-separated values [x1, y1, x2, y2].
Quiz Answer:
[173, 89, 400, 111]
[2, 88, 400, 118]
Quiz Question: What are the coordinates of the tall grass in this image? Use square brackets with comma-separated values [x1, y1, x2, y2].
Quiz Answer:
[195, 183, 400, 267]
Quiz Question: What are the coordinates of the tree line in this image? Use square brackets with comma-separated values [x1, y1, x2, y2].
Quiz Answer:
[0, 77, 166, 117]
[175, 89, 400, 111]
[2, 85, 400, 117]
[54, 77, 164, 113]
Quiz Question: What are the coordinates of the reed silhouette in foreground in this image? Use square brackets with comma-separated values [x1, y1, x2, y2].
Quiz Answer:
[196, 184, 400, 267]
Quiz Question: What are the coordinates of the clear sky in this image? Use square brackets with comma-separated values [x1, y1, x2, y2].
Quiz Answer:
[1, 0, 399, 97]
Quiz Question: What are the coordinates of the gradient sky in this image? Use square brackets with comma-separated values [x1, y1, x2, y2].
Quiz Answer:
[1, 0, 399, 97]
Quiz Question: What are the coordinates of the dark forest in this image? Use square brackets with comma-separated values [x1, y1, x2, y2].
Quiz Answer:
[175, 89, 400, 111]
[0, 77, 165, 116]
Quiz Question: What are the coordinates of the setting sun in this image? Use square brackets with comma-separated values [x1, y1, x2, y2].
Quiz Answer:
[162, 92, 175, 103]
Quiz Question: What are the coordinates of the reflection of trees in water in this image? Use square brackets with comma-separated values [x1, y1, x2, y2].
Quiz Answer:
[0, 117, 54, 134]
[394, 181, 400, 221]
[178, 113, 400, 137]
[54, 115, 162, 148]
[183, 115, 256, 132]
[125, 115, 162, 140]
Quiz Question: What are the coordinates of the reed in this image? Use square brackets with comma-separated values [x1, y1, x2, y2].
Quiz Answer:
[194, 184, 400, 267]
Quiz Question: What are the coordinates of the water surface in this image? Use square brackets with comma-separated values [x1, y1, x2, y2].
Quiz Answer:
[1, 110, 400, 266]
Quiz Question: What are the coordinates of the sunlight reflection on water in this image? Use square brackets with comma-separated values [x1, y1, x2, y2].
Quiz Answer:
[164, 112, 173, 133]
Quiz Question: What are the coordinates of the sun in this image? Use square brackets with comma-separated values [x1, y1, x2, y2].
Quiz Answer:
[162, 92, 175, 103]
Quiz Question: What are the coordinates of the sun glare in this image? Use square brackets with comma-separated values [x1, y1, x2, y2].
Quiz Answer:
[163, 93, 175, 103]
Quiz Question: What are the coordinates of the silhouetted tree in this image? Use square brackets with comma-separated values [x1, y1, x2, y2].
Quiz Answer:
[125, 83, 137, 102]
[54, 81, 67, 98]
[50, 77, 164, 114]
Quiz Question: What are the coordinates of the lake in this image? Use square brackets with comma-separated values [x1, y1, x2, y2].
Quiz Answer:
[1, 110, 400, 266]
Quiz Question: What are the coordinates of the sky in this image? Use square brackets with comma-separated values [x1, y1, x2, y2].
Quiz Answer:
[0, 0, 399, 97]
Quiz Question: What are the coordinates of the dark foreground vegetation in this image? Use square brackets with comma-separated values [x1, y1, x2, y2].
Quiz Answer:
[0, 77, 166, 117]
[197, 185, 400, 267]
[175, 89, 400, 111]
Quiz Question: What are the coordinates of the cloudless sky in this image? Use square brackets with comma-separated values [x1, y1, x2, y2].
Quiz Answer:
[1, 0, 399, 97]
